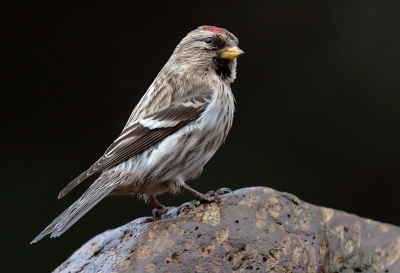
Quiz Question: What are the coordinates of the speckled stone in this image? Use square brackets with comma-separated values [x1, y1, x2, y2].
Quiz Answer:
[53, 187, 400, 273]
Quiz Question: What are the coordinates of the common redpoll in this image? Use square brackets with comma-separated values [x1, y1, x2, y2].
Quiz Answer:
[31, 26, 244, 243]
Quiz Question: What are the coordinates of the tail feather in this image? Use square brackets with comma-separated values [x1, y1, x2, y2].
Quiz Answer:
[58, 168, 97, 199]
[31, 179, 118, 244]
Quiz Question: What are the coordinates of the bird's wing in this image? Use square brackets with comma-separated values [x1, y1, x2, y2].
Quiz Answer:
[58, 87, 213, 199]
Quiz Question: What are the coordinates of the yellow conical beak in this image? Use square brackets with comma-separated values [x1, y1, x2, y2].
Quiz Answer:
[220, 47, 244, 60]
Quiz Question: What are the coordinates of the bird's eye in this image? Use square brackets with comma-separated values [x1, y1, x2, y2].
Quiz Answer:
[204, 37, 213, 44]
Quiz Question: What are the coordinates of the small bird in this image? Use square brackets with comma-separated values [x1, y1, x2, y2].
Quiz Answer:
[31, 26, 244, 244]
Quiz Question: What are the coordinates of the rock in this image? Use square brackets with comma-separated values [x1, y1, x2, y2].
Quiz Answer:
[54, 187, 400, 273]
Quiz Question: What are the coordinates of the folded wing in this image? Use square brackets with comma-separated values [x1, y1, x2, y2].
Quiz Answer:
[58, 87, 213, 199]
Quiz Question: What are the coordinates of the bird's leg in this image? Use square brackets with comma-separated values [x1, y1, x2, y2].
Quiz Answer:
[150, 195, 169, 220]
[181, 185, 232, 202]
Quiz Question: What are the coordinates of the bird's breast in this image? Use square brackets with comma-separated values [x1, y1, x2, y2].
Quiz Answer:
[200, 85, 235, 142]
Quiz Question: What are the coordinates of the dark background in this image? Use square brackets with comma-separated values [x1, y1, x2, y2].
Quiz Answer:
[2, 1, 400, 272]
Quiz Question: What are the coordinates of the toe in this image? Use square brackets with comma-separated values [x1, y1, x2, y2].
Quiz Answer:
[215, 187, 234, 195]
[202, 195, 221, 203]
[152, 207, 169, 220]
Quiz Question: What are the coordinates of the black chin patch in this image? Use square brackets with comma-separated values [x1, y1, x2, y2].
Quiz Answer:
[213, 58, 232, 81]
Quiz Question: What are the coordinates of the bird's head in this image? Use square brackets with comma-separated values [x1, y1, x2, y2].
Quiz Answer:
[167, 26, 244, 84]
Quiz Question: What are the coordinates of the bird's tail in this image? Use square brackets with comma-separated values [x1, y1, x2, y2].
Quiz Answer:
[31, 179, 118, 244]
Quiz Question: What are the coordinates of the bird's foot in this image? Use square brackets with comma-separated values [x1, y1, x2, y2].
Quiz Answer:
[150, 195, 171, 220]
[181, 185, 233, 203]
[207, 187, 234, 196]
[177, 200, 201, 215]
[201, 187, 234, 202]
[152, 206, 170, 220]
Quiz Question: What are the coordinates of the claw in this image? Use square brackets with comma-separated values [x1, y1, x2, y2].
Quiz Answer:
[152, 209, 158, 220]
[152, 207, 169, 220]
[215, 187, 234, 196]
[150, 195, 170, 220]
[206, 190, 216, 196]
[181, 185, 234, 204]
[203, 193, 222, 203]
[187, 199, 201, 207]
[177, 200, 201, 215]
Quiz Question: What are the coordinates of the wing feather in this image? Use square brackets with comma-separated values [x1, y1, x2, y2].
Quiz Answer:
[58, 87, 213, 199]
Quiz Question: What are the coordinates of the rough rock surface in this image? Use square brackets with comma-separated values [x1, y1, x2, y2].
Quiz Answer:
[54, 187, 400, 273]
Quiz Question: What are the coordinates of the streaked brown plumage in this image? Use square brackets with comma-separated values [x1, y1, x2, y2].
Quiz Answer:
[31, 26, 243, 243]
